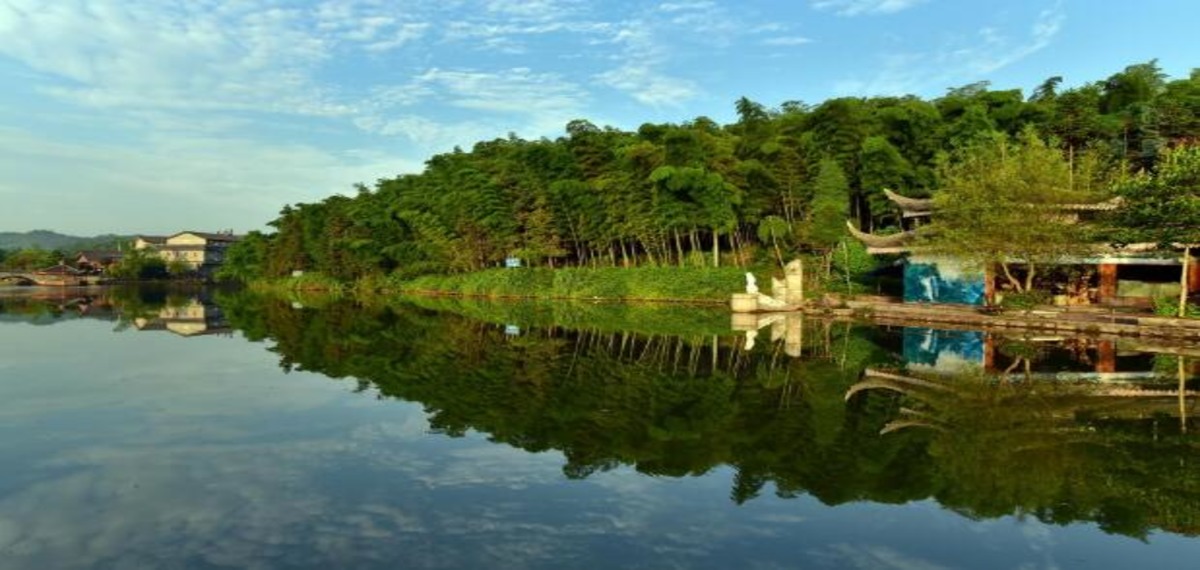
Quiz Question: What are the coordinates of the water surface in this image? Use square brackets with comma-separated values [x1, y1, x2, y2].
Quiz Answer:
[1, 286, 1198, 569]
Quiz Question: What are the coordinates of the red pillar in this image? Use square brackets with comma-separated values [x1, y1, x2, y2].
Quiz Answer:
[985, 264, 996, 306]
[1189, 255, 1200, 293]
[984, 333, 995, 372]
[1098, 263, 1118, 304]
[1096, 340, 1116, 374]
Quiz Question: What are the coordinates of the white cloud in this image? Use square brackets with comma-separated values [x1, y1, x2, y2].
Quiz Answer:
[659, 1, 717, 13]
[484, 0, 585, 23]
[0, 1, 339, 116]
[595, 64, 698, 106]
[763, 36, 814, 46]
[591, 19, 701, 106]
[963, 3, 1064, 75]
[355, 114, 498, 151]
[812, 543, 954, 570]
[832, 3, 1065, 96]
[354, 66, 589, 148]
[811, 0, 928, 16]
[364, 22, 432, 52]
[414, 67, 588, 114]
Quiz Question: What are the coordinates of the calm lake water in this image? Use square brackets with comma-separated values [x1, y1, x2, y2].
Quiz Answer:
[2, 285, 1199, 569]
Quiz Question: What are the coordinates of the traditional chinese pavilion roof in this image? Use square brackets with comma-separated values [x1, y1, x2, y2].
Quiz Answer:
[845, 221, 917, 252]
[883, 189, 933, 218]
[882, 188, 1123, 217]
[76, 250, 123, 263]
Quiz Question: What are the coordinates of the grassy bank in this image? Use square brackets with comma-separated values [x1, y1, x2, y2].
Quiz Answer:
[392, 266, 752, 302]
[251, 266, 766, 304]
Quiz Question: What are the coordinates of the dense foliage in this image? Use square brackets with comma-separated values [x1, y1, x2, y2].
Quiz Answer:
[0, 247, 64, 271]
[921, 128, 1108, 291]
[222, 61, 1200, 283]
[1110, 145, 1200, 315]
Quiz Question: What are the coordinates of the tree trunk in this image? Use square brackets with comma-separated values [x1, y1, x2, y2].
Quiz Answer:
[1181, 246, 1192, 318]
[1180, 356, 1189, 434]
[644, 241, 657, 267]
[999, 262, 1023, 291]
[712, 229, 720, 268]
[771, 236, 784, 268]
[674, 231, 684, 266]
[842, 241, 852, 293]
[732, 230, 741, 268]
[1024, 263, 1037, 292]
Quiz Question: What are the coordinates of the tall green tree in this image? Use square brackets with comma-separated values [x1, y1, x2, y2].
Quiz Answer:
[921, 128, 1102, 292]
[1109, 145, 1200, 316]
[858, 136, 914, 229]
[804, 159, 851, 275]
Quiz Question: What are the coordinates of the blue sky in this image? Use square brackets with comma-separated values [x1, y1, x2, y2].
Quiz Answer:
[0, 0, 1197, 236]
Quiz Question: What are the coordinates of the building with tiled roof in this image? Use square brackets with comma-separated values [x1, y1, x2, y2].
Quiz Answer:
[134, 230, 242, 276]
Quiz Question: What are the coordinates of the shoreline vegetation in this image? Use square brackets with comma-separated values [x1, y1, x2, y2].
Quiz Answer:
[240, 265, 1200, 341]
[250, 266, 755, 304]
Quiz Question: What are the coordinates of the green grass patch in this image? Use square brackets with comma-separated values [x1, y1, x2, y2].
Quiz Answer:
[396, 266, 756, 302]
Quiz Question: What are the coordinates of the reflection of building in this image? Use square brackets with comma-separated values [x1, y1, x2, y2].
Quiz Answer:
[134, 231, 241, 276]
[898, 325, 1200, 383]
[30, 263, 87, 285]
[848, 190, 1200, 306]
[134, 299, 232, 337]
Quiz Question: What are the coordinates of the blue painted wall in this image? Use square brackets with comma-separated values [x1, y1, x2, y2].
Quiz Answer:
[903, 327, 985, 371]
[903, 257, 986, 305]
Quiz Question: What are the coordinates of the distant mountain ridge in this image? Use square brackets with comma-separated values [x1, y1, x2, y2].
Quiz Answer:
[0, 230, 132, 251]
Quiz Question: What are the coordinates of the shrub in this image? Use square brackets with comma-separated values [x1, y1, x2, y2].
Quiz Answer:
[1152, 296, 1200, 318]
[999, 290, 1050, 311]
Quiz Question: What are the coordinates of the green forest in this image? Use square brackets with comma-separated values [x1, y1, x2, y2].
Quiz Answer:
[220, 60, 1200, 285]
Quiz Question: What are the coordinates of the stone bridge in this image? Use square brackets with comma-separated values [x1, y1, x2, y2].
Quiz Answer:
[0, 272, 37, 285]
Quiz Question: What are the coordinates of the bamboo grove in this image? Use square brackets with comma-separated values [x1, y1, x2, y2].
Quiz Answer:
[221, 61, 1200, 282]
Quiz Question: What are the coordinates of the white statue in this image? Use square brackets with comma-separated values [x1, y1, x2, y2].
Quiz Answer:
[745, 272, 759, 294]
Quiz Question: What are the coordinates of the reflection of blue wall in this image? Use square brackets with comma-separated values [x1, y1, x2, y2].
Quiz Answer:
[903, 327, 985, 370]
[904, 258, 985, 305]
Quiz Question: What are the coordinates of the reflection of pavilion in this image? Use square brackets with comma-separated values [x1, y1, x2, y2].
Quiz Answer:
[899, 325, 1199, 382]
[847, 326, 1199, 431]
[134, 299, 231, 337]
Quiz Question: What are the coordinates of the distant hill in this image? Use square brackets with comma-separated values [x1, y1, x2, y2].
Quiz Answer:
[0, 230, 132, 252]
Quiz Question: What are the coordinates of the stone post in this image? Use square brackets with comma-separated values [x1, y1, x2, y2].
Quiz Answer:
[730, 293, 759, 313]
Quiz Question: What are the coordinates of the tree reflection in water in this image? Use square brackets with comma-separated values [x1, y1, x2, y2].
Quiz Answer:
[216, 291, 1200, 539]
[4, 287, 1196, 540]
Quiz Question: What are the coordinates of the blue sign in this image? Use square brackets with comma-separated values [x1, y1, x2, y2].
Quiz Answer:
[505, 257, 522, 268]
